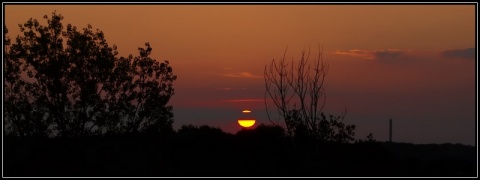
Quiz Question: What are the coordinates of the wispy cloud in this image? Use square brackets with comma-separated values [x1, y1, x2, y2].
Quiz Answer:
[216, 87, 249, 91]
[334, 49, 377, 60]
[375, 49, 406, 59]
[222, 99, 265, 103]
[223, 72, 263, 79]
[441, 48, 475, 59]
[334, 49, 412, 61]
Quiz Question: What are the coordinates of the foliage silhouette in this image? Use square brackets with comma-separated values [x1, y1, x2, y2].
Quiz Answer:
[356, 132, 377, 144]
[236, 123, 286, 141]
[4, 11, 177, 137]
[264, 46, 356, 145]
[4, 125, 476, 177]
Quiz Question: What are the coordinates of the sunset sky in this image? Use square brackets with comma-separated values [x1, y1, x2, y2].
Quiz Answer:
[3, 4, 476, 145]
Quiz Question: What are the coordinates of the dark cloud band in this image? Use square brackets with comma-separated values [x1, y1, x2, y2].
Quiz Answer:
[441, 48, 475, 59]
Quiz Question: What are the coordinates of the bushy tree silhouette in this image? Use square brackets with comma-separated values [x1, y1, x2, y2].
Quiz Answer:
[4, 11, 177, 137]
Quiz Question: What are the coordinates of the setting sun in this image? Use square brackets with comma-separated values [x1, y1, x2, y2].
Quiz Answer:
[238, 119, 256, 128]
[238, 110, 255, 128]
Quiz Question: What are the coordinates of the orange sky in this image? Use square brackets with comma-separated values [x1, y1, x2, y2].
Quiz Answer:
[3, 4, 476, 145]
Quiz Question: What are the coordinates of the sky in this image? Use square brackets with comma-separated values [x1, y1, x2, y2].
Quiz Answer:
[3, 3, 477, 145]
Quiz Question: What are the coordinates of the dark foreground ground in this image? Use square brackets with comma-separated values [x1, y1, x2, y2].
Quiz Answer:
[4, 126, 477, 177]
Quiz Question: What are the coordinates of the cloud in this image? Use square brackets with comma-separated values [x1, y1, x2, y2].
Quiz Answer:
[334, 49, 412, 61]
[216, 87, 248, 91]
[441, 48, 475, 59]
[222, 99, 265, 103]
[334, 49, 377, 60]
[374, 49, 405, 59]
[223, 72, 263, 79]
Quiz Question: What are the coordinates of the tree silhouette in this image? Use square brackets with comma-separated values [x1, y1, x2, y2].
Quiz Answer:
[4, 11, 177, 137]
[264, 46, 355, 144]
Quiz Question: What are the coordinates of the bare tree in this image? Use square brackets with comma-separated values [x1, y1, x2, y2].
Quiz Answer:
[264, 45, 355, 143]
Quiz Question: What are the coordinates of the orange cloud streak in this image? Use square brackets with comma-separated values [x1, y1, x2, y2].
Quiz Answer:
[223, 72, 263, 78]
[334, 49, 412, 60]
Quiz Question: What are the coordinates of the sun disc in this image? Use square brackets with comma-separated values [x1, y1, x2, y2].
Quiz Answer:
[238, 119, 256, 128]
[242, 110, 251, 114]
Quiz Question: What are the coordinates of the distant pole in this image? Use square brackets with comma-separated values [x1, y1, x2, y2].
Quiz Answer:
[389, 118, 392, 142]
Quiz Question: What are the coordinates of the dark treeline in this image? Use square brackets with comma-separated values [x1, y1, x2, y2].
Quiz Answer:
[4, 124, 476, 177]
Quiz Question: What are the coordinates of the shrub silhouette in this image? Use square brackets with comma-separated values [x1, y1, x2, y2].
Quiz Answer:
[264, 47, 356, 147]
[3, 125, 476, 177]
